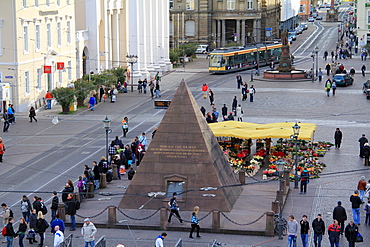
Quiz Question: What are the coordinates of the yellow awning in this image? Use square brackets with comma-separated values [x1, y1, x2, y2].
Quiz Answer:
[209, 121, 316, 140]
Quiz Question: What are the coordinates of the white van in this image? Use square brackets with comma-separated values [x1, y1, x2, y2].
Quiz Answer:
[196, 44, 208, 54]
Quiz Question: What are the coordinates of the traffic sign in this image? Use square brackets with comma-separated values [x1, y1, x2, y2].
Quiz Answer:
[5, 76, 13, 79]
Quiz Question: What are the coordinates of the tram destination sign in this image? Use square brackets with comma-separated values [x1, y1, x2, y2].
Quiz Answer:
[154, 100, 171, 109]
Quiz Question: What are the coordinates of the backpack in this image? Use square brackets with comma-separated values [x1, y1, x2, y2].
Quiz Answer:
[89, 170, 95, 179]
[1, 226, 6, 236]
[75, 200, 80, 210]
[40, 202, 48, 215]
[102, 161, 108, 169]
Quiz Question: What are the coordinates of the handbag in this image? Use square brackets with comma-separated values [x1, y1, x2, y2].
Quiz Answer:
[355, 232, 363, 242]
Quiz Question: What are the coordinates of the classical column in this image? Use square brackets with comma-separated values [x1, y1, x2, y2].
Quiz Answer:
[241, 20, 246, 45]
[221, 19, 226, 47]
[104, 3, 109, 70]
[158, 0, 167, 73]
[163, 0, 172, 70]
[253, 19, 258, 43]
[217, 20, 221, 47]
[145, 0, 155, 75]
[236, 20, 240, 43]
[139, 0, 149, 78]
[152, 0, 161, 72]
[112, 9, 120, 68]
[108, 10, 113, 69]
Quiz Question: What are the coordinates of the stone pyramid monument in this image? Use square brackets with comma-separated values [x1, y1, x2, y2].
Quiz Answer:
[119, 80, 242, 212]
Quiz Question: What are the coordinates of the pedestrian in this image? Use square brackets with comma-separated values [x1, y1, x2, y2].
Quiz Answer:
[17, 218, 27, 247]
[50, 191, 59, 223]
[200, 106, 206, 117]
[201, 83, 208, 99]
[189, 206, 201, 239]
[236, 104, 243, 122]
[81, 218, 97, 247]
[312, 214, 325, 247]
[333, 201, 347, 235]
[36, 211, 49, 247]
[50, 214, 65, 234]
[357, 176, 366, 203]
[221, 104, 228, 118]
[325, 63, 331, 76]
[32, 196, 41, 214]
[143, 78, 147, 94]
[155, 232, 167, 247]
[328, 220, 341, 247]
[318, 68, 323, 82]
[121, 117, 129, 137]
[92, 161, 100, 190]
[1, 204, 12, 238]
[45, 91, 53, 109]
[66, 193, 79, 231]
[138, 132, 148, 150]
[228, 112, 234, 121]
[149, 80, 155, 98]
[350, 190, 362, 225]
[77, 176, 87, 200]
[236, 74, 242, 89]
[167, 192, 183, 224]
[349, 67, 355, 76]
[241, 83, 248, 101]
[99, 86, 104, 102]
[28, 209, 38, 244]
[155, 82, 161, 98]
[232, 96, 237, 116]
[334, 128, 342, 149]
[300, 215, 310, 247]
[299, 169, 309, 194]
[89, 94, 96, 111]
[4, 217, 17, 247]
[137, 79, 143, 93]
[53, 225, 64, 247]
[249, 85, 256, 102]
[0, 138, 5, 162]
[127, 167, 135, 180]
[331, 82, 337, 96]
[358, 134, 368, 158]
[365, 199, 370, 226]
[7, 104, 14, 124]
[208, 89, 214, 105]
[152, 127, 158, 139]
[155, 72, 161, 83]
[331, 51, 335, 61]
[325, 80, 331, 97]
[344, 220, 358, 247]
[361, 64, 366, 76]
[3, 110, 10, 132]
[363, 144, 370, 166]
[29, 106, 37, 122]
[286, 215, 298, 247]
[20, 195, 32, 223]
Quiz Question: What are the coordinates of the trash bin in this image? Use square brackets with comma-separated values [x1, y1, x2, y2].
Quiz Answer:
[69, 102, 77, 111]
[366, 89, 370, 100]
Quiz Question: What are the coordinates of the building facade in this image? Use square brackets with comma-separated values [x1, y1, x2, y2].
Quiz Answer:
[170, 0, 281, 49]
[0, 0, 77, 112]
[280, 0, 301, 32]
[355, 0, 370, 47]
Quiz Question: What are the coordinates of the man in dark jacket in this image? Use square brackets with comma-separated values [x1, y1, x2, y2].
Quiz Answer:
[312, 214, 325, 247]
[32, 196, 42, 213]
[50, 191, 59, 223]
[345, 220, 358, 247]
[221, 104, 228, 118]
[334, 128, 342, 149]
[300, 215, 310, 247]
[66, 194, 79, 231]
[333, 201, 347, 234]
[4, 217, 17, 245]
[232, 96, 237, 116]
[350, 190, 362, 225]
[358, 134, 368, 157]
[62, 183, 73, 203]
[92, 161, 100, 190]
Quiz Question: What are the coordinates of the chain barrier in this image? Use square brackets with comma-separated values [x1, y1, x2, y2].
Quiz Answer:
[75, 206, 111, 219]
[116, 206, 163, 221]
[219, 211, 268, 226]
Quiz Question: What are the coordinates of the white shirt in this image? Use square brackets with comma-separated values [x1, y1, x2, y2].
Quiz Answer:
[54, 230, 64, 247]
[155, 237, 164, 247]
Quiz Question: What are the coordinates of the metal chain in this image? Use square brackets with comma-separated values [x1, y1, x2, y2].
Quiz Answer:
[75, 206, 111, 219]
[219, 211, 267, 226]
[116, 207, 163, 221]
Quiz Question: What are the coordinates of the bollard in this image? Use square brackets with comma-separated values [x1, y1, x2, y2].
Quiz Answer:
[160, 207, 168, 230]
[284, 170, 290, 187]
[112, 164, 118, 180]
[212, 210, 220, 232]
[100, 173, 107, 188]
[265, 211, 275, 236]
[282, 180, 287, 195]
[239, 170, 246, 184]
[271, 201, 279, 213]
[87, 182, 94, 198]
[108, 206, 116, 227]
[57, 203, 66, 222]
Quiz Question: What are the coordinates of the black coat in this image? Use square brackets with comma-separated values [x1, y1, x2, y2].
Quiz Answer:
[344, 224, 358, 242]
[33, 200, 42, 213]
[363, 146, 370, 157]
[232, 99, 237, 109]
[312, 218, 325, 235]
[334, 130, 342, 141]
[333, 205, 347, 222]
[62, 186, 74, 203]
[51, 196, 59, 210]
[66, 198, 78, 216]
[359, 136, 368, 147]
[350, 195, 362, 209]
[29, 213, 37, 229]
[4, 223, 16, 237]
[93, 165, 100, 180]
[35, 218, 49, 233]
[221, 106, 228, 116]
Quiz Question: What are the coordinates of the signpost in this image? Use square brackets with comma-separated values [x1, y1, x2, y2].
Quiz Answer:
[154, 100, 171, 109]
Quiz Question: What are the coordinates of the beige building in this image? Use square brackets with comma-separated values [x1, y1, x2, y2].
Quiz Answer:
[170, 0, 281, 49]
[0, 0, 77, 112]
[355, 0, 370, 47]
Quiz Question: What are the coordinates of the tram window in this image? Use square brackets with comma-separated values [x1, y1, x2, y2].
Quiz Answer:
[209, 55, 222, 67]
[229, 56, 234, 65]
[221, 58, 228, 66]
[259, 51, 265, 59]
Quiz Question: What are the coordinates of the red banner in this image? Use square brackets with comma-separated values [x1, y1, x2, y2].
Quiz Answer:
[56, 62, 64, 70]
[43, 66, 52, 73]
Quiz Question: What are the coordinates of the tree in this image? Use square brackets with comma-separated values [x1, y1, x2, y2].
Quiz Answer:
[52, 87, 75, 113]
[74, 80, 95, 107]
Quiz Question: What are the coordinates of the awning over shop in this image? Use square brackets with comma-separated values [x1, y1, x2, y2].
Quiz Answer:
[209, 121, 316, 140]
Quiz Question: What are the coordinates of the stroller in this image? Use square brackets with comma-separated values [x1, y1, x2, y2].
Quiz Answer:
[26, 229, 36, 244]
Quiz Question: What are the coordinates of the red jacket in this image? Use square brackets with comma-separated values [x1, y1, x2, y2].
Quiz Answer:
[202, 84, 208, 92]
[328, 223, 341, 242]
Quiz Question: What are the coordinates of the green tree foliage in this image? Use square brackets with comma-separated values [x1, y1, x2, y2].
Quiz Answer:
[52, 87, 75, 108]
[73, 80, 95, 103]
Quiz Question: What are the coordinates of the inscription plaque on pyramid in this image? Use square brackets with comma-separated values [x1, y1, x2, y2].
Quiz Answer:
[119, 80, 242, 211]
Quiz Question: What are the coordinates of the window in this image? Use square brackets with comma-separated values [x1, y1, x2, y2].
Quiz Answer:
[35, 25, 40, 50]
[57, 0, 60, 6]
[185, 20, 195, 36]
[247, 0, 253, 9]
[186, 0, 194, 10]
[57, 22, 62, 46]
[169, 20, 173, 35]
[59, 70, 63, 85]
[166, 181, 183, 198]
[67, 0, 70, 5]
[37, 68, 42, 90]
[67, 21, 71, 44]
[22, 0, 27, 8]
[47, 23, 51, 47]
[68, 61, 72, 81]
[169, 0, 173, 9]
[227, 0, 235, 10]
[25, 71, 30, 94]
[0, 19, 3, 56]
[23, 26, 29, 52]
[35, 0, 39, 7]
[368, 11, 370, 24]
[46, 0, 50, 7]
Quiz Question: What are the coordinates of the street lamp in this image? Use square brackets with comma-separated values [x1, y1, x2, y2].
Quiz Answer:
[315, 46, 319, 77]
[292, 122, 301, 189]
[103, 116, 111, 159]
[126, 55, 138, 92]
[276, 158, 285, 240]
[311, 50, 315, 82]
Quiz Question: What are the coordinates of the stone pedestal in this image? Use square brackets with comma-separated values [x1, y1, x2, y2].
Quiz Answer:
[212, 211, 221, 232]
[100, 174, 107, 188]
[112, 164, 118, 180]
[160, 207, 168, 230]
[108, 206, 117, 227]
[87, 182, 94, 198]
[57, 203, 66, 222]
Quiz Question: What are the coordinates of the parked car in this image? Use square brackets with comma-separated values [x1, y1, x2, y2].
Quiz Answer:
[196, 44, 208, 54]
[316, 16, 323, 20]
[333, 74, 354, 86]
[300, 23, 308, 30]
[288, 36, 293, 44]
[308, 17, 315, 22]
[295, 27, 303, 35]
[288, 32, 296, 41]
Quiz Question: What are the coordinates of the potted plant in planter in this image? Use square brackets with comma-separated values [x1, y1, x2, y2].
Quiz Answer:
[52, 87, 75, 113]
[74, 80, 94, 107]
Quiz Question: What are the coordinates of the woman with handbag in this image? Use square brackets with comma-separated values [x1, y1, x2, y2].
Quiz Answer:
[35, 211, 49, 247]
[17, 218, 28, 247]
[345, 220, 358, 247]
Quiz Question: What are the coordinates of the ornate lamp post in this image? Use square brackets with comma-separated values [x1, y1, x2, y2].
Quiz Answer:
[315, 46, 319, 77]
[126, 55, 138, 92]
[292, 122, 301, 189]
[103, 116, 111, 159]
[276, 158, 285, 240]
[311, 50, 315, 82]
